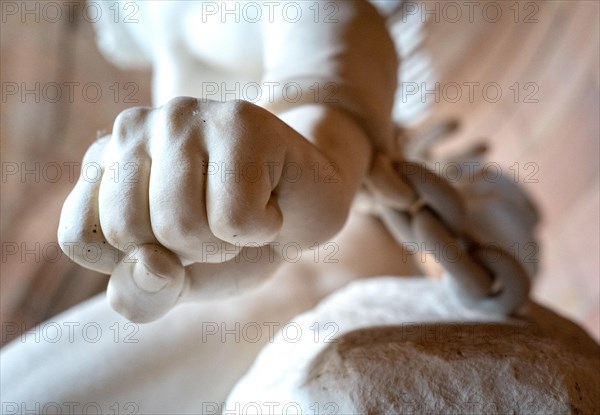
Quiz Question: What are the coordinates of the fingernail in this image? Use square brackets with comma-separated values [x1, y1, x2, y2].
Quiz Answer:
[133, 262, 169, 293]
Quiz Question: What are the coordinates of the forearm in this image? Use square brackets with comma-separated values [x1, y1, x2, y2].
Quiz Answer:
[260, 0, 398, 206]
[260, 0, 398, 154]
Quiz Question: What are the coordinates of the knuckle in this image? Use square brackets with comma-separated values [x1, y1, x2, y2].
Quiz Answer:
[114, 107, 148, 130]
[228, 99, 262, 123]
[163, 96, 198, 112]
[57, 219, 110, 269]
[160, 97, 200, 139]
[58, 211, 99, 252]
[112, 107, 149, 144]
[57, 221, 85, 253]
[230, 98, 256, 113]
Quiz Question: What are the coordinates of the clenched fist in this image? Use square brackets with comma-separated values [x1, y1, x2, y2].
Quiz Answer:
[58, 98, 370, 322]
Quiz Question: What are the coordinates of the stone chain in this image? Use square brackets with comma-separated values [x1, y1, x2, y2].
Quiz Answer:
[367, 154, 531, 315]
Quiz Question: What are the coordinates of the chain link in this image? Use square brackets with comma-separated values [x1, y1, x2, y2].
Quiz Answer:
[367, 153, 531, 315]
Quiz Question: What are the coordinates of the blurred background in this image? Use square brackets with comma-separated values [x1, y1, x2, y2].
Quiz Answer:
[1, 0, 598, 345]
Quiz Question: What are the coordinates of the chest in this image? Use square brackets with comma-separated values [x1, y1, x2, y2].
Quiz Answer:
[179, 3, 265, 77]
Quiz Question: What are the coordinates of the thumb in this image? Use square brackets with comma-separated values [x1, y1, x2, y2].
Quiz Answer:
[107, 243, 186, 323]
